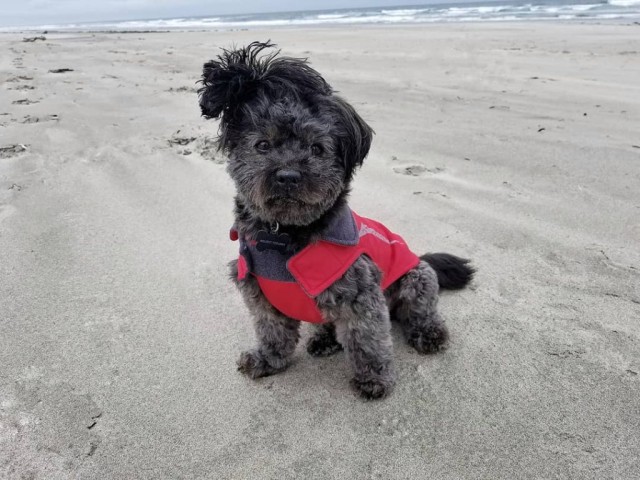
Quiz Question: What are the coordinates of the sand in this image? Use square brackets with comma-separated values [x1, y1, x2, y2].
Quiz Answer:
[1, 22, 639, 479]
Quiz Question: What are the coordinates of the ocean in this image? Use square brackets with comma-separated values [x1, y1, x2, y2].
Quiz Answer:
[3, 0, 640, 31]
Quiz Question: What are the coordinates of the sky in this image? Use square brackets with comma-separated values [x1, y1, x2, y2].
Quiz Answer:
[0, 0, 462, 27]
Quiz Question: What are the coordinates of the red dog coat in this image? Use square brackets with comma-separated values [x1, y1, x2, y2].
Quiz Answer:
[232, 207, 419, 323]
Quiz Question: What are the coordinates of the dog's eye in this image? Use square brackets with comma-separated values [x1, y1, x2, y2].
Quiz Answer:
[311, 144, 323, 156]
[255, 140, 270, 153]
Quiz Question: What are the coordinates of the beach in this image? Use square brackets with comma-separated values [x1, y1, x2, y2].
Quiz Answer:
[1, 22, 639, 479]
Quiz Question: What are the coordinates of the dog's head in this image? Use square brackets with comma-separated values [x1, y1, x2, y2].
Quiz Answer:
[198, 41, 373, 226]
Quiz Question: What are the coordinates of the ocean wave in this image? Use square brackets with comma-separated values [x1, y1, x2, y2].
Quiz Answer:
[608, 0, 640, 6]
[380, 8, 431, 16]
[316, 13, 349, 19]
[2, 0, 640, 32]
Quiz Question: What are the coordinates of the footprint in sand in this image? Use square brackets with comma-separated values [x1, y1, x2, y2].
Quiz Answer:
[19, 114, 59, 124]
[168, 135, 197, 147]
[168, 133, 223, 164]
[0, 144, 28, 159]
[392, 163, 444, 177]
[166, 86, 197, 93]
[168, 134, 197, 156]
[12, 99, 39, 105]
[197, 137, 223, 163]
[6, 75, 33, 83]
[394, 165, 427, 176]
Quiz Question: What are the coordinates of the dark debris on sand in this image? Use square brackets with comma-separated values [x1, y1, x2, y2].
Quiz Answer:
[167, 86, 198, 93]
[0, 144, 28, 159]
[12, 99, 39, 105]
[168, 136, 196, 146]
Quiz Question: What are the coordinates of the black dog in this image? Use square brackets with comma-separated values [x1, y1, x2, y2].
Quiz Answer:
[199, 42, 474, 399]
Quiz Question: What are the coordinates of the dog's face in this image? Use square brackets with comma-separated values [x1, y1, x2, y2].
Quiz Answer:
[222, 99, 346, 225]
[198, 42, 373, 226]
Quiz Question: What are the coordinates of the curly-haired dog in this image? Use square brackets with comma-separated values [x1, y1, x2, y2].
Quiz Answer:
[199, 42, 474, 399]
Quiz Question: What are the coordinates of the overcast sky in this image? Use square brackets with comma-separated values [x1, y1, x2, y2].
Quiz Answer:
[0, 0, 461, 27]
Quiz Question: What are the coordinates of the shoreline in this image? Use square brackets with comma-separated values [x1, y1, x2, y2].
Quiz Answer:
[2, 14, 640, 33]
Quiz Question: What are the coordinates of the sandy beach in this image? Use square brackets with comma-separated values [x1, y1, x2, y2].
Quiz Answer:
[1, 23, 639, 479]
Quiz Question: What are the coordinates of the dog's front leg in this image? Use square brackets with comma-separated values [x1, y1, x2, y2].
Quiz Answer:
[237, 312, 300, 379]
[230, 260, 300, 379]
[317, 256, 396, 399]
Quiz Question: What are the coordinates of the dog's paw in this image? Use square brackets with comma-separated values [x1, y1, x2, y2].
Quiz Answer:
[306, 333, 343, 357]
[407, 323, 449, 354]
[237, 350, 282, 379]
[350, 375, 395, 400]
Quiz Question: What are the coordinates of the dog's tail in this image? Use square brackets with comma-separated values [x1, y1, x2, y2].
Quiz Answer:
[420, 253, 475, 290]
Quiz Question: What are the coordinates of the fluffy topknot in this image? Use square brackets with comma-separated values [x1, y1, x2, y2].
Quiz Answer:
[198, 41, 332, 122]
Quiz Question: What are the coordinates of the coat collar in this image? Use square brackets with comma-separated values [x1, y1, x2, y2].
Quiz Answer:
[320, 206, 359, 246]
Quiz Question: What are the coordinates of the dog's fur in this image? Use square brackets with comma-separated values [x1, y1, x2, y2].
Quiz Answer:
[199, 42, 474, 399]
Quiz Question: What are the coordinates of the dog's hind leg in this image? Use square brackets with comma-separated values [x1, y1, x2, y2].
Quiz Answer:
[307, 323, 343, 357]
[231, 260, 300, 379]
[389, 261, 449, 354]
[317, 256, 396, 399]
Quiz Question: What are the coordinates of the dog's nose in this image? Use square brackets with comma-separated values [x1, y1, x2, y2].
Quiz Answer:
[275, 169, 301, 187]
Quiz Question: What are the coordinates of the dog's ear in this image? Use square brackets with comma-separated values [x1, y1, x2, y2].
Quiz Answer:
[198, 41, 277, 121]
[330, 96, 374, 180]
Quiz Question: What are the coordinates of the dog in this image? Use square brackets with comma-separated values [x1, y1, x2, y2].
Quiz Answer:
[198, 42, 474, 399]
